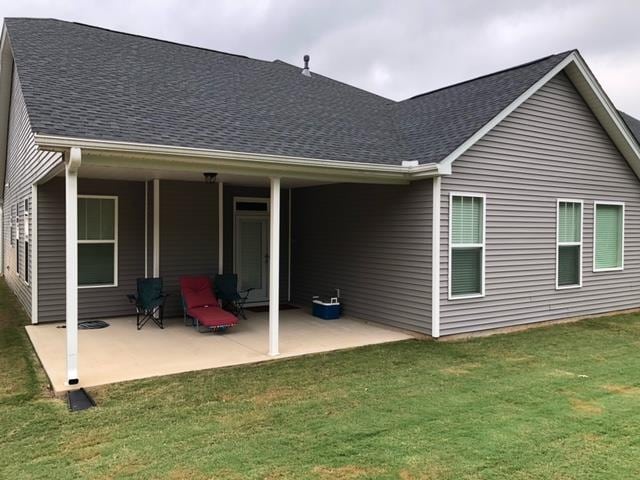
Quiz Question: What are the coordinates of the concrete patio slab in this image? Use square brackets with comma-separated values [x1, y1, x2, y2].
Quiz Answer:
[25, 310, 413, 392]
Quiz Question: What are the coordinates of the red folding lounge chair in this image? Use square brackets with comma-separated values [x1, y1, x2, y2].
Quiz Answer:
[180, 276, 238, 332]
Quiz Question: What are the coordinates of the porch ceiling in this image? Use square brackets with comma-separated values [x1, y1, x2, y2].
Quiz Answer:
[26, 311, 412, 393]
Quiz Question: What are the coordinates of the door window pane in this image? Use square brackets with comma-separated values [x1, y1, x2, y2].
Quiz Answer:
[239, 220, 263, 290]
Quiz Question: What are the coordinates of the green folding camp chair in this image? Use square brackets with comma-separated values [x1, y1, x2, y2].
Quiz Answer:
[214, 273, 253, 319]
[127, 277, 169, 330]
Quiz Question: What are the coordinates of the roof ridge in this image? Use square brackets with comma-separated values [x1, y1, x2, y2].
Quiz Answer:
[5, 17, 270, 63]
[404, 49, 576, 102]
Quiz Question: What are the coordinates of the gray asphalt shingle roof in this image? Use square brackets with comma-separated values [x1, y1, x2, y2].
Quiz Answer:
[5, 18, 576, 166]
[620, 111, 640, 146]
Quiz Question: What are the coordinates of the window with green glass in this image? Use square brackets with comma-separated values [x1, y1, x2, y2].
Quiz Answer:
[594, 203, 623, 271]
[450, 195, 484, 298]
[557, 201, 582, 287]
[78, 196, 117, 286]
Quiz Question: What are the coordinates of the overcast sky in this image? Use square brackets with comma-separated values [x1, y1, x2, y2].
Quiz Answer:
[1, 0, 639, 116]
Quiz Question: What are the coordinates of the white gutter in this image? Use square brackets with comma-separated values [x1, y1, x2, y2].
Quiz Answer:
[33, 134, 446, 180]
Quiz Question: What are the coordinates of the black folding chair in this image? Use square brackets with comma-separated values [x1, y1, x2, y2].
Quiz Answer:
[214, 273, 253, 319]
[127, 277, 169, 330]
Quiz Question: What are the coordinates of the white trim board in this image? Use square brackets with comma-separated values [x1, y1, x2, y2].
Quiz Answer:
[218, 182, 223, 275]
[431, 176, 441, 338]
[30, 184, 38, 324]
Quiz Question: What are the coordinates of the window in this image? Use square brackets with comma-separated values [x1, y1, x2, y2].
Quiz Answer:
[449, 193, 485, 299]
[78, 196, 118, 287]
[556, 200, 582, 288]
[15, 204, 20, 275]
[233, 197, 269, 213]
[594, 202, 624, 272]
[10, 204, 15, 247]
[24, 199, 29, 283]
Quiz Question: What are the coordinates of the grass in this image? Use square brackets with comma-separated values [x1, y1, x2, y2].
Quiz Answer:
[1, 280, 640, 479]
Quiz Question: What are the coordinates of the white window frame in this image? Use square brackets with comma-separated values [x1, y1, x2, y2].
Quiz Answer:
[15, 203, 20, 276]
[448, 192, 486, 300]
[77, 195, 119, 289]
[592, 201, 625, 273]
[556, 198, 583, 290]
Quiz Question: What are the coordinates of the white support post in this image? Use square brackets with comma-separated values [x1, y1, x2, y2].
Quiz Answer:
[268, 177, 281, 356]
[287, 188, 291, 302]
[153, 179, 160, 277]
[31, 184, 38, 324]
[144, 181, 148, 278]
[65, 147, 81, 385]
[218, 182, 223, 274]
[431, 176, 441, 339]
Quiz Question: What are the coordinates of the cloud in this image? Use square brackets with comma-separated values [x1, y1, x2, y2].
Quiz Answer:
[0, 0, 638, 115]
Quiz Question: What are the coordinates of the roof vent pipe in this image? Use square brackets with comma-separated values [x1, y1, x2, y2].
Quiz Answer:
[301, 55, 311, 77]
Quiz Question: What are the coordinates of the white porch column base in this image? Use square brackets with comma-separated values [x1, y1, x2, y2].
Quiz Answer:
[66, 147, 81, 385]
[268, 177, 281, 356]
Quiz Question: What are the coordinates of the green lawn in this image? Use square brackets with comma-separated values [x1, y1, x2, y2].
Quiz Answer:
[1, 280, 640, 479]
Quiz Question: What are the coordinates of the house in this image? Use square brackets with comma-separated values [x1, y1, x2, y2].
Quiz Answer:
[2, 18, 640, 387]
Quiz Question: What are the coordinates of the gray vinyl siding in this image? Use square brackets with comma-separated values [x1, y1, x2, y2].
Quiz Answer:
[37, 178, 146, 322]
[223, 185, 290, 302]
[439, 72, 640, 335]
[35, 177, 293, 322]
[3, 67, 63, 317]
[291, 181, 432, 333]
[159, 180, 219, 316]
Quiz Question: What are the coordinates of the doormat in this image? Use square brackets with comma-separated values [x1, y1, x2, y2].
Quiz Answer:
[57, 320, 110, 330]
[246, 304, 300, 313]
[68, 388, 96, 412]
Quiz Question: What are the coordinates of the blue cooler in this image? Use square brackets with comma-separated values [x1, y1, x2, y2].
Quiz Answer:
[312, 298, 341, 320]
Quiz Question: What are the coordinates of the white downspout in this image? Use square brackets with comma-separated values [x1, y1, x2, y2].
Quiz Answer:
[431, 176, 441, 338]
[268, 177, 280, 356]
[65, 147, 81, 385]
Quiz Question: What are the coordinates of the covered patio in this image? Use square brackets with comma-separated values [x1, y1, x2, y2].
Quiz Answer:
[26, 137, 434, 392]
[26, 309, 412, 392]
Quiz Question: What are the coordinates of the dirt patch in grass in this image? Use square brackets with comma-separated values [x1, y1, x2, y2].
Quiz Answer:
[166, 467, 221, 480]
[313, 465, 384, 479]
[399, 465, 450, 480]
[503, 355, 535, 363]
[251, 386, 303, 405]
[570, 398, 604, 415]
[602, 384, 640, 395]
[440, 363, 481, 376]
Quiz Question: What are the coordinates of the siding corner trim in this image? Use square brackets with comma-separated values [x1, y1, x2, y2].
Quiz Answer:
[432, 176, 441, 338]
